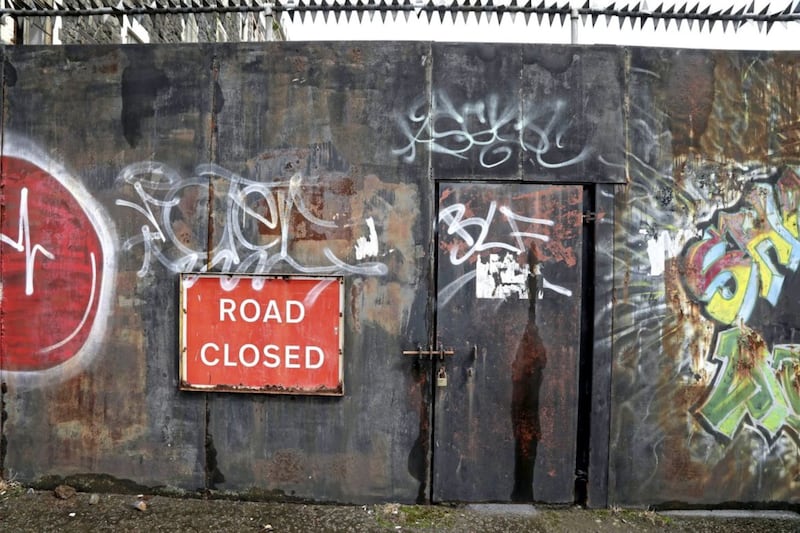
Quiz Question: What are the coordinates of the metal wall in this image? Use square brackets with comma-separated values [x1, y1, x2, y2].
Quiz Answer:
[609, 48, 800, 507]
[0, 42, 432, 503]
[1, 41, 799, 507]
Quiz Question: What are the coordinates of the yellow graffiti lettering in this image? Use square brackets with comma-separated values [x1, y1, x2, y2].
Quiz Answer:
[705, 263, 757, 325]
[748, 231, 791, 302]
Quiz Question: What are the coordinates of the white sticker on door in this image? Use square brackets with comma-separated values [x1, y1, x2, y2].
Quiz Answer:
[475, 252, 529, 299]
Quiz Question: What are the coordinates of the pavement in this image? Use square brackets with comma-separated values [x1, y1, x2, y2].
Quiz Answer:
[2, 482, 800, 532]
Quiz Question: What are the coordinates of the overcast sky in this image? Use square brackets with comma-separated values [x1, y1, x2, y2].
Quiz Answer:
[280, 0, 800, 50]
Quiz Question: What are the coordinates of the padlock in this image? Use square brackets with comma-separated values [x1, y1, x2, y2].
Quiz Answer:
[437, 367, 448, 387]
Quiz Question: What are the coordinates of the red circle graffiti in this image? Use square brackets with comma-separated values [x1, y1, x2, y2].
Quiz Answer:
[1, 156, 104, 372]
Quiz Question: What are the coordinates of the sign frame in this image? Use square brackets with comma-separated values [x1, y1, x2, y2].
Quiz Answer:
[179, 273, 345, 396]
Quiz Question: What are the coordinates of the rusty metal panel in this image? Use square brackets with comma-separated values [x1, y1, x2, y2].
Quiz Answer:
[609, 48, 800, 506]
[520, 46, 626, 184]
[180, 274, 345, 395]
[12, 39, 800, 508]
[202, 43, 434, 503]
[586, 183, 616, 508]
[425, 43, 524, 180]
[433, 182, 583, 503]
[416, 44, 625, 183]
[1, 44, 210, 489]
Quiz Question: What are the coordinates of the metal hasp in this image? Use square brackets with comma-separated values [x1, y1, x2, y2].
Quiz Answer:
[402, 344, 455, 360]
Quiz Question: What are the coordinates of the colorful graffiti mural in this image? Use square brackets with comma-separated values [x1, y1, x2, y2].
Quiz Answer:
[681, 168, 800, 443]
[683, 170, 800, 327]
[695, 327, 800, 441]
[607, 51, 800, 506]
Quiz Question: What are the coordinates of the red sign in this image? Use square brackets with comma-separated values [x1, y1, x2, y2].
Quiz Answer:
[2, 155, 110, 374]
[180, 274, 344, 395]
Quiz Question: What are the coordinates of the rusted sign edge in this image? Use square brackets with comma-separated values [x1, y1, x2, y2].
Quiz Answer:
[178, 380, 344, 396]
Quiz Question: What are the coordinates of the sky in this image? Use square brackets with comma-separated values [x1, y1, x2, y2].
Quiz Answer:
[280, 0, 800, 50]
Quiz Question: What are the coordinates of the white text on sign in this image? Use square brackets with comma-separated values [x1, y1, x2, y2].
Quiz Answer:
[219, 298, 305, 323]
[199, 343, 325, 369]
[199, 297, 324, 370]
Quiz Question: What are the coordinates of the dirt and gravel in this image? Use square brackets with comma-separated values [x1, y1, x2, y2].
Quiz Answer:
[2, 480, 800, 532]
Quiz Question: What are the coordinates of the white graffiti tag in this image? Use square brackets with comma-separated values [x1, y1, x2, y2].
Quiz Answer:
[0, 187, 56, 295]
[437, 201, 572, 307]
[439, 201, 553, 265]
[115, 162, 388, 282]
[394, 91, 592, 169]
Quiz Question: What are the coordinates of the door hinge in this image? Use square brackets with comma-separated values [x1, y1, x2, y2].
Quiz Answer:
[582, 211, 597, 224]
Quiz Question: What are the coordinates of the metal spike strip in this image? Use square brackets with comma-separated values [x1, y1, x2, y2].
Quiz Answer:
[3, 0, 800, 33]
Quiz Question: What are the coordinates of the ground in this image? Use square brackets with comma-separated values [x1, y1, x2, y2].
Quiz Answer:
[1, 480, 799, 532]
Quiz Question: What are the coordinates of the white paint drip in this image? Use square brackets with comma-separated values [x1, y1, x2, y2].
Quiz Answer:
[646, 230, 670, 277]
[355, 217, 379, 260]
[646, 229, 694, 277]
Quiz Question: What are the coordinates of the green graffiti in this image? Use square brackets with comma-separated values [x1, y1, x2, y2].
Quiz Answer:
[772, 346, 800, 433]
[697, 327, 800, 441]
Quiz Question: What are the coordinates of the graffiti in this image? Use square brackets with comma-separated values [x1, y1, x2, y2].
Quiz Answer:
[683, 169, 800, 326]
[394, 91, 591, 169]
[0, 136, 116, 384]
[680, 168, 800, 443]
[437, 199, 573, 307]
[697, 327, 800, 442]
[1, 187, 56, 296]
[115, 162, 388, 283]
[439, 201, 553, 266]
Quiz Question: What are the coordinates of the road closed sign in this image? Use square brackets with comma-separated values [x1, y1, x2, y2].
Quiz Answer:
[180, 274, 344, 395]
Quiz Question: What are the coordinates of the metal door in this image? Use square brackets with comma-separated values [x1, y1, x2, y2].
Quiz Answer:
[432, 182, 583, 503]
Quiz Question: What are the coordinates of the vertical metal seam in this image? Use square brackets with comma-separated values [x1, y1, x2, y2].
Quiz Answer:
[203, 48, 221, 493]
[574, 54, 593, 507]
[598, 183, 616, 508]
[425, 39, 436, 505]
[426, 42, 433, 187]
[603, 48, 632, 505]
[207, 53, 220, 269]
[518, 44, 524, 182]
[0, 43, 8, 480]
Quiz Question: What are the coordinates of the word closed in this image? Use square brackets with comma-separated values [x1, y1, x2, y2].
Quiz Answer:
[181, 274, 344, 395]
